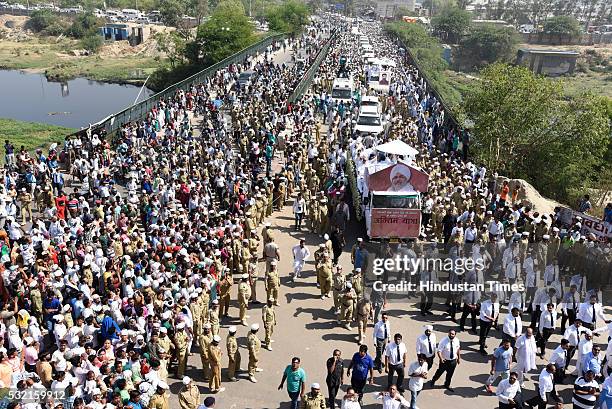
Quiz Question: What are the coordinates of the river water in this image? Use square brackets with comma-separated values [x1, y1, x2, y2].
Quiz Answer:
[0, 69, 155, 129]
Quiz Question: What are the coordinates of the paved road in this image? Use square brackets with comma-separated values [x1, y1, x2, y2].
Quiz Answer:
[163, 35, 612, 409]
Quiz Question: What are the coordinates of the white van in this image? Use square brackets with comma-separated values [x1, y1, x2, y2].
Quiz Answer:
[360, 96, 381, 114]
[331, 77, 354, 104]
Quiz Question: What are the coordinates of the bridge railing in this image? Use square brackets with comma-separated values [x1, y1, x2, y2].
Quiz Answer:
[70, 32, 286, 138]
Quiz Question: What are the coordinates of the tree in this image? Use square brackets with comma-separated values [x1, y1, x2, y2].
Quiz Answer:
[464, 63, 610, 203]
[458, 24, 518, 69]
[543, 15, 582, 36]
[67, 13, 103, 39]
[191, 0, 256, 65]
[80, 34, 103, 53]
[27, 10, 59, 32]
[394, 6, 414, 19]
[431, 6, 472, 44]
[265, 0, 311, 34]
[421, 0, 457, 16]
[155, 31, 188, 68]
[190, 0, 209, 25]
[160, 0, 188, 28]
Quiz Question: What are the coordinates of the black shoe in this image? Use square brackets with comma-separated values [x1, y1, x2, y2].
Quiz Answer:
[479, 349, 487, 355]
[428, 380, 435, 388]
[445, 386, 455, 393]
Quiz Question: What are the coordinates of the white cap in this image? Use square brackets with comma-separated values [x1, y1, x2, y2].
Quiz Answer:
[159, 327, 168, 333]
[357, 238, 363, 242]
[157, 381, 169, 390]
[311, 383, 320, 389]
[229, 326, 237, 333]
[424, 325, 433, 331]
[265, 222, 271, 227]
[213, 335, 221, 343]
[182, 376, 191, 385]
[250, 323, 259, 331]
[212, 299, 219, 305]
[345, 282, 352, 289]
[242, 273, 249, 279]
[323, 234, 329, 240]
[176, 322, 185, 329]
[203, 323, 211, 329]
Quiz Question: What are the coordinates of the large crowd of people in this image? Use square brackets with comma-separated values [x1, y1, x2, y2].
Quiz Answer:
[1, 13, 611, 409]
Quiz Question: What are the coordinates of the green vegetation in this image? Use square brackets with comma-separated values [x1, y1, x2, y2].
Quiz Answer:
[265, 0, 311, 35]
[194, 0, 256, 65]
[431, 6, 472, 44]
[464, 63, 610, 204]
[542, 15, 582, 37]
[80, 33, 104, 53]
[385, 21, 466, 110]
[66, 13, 104, 39]
[149, 0, 260, 90]
[458, 24, 518, 70]
[0, 118, 74, 159]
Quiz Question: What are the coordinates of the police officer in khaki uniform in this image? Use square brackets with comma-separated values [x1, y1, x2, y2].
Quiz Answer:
[262, 297, 276, 351]
[240, 239, 251, 275]
[247, 323, 262, 383]
[208, 334, 224, 393]
[218, 273, 232, 318]
[340, 282, 356, 330]
[264, 234, 280, 273]
[208, 300, 220, 336]
[198, 323, 213, 381]
[317, 253, 333, 299]
[178, 376, 200, 409]
[149, 382, 170, 409]
[332, 266, 346, 315]
[226, 326, 241, 382]
[356, 297, 372, 345]
[266, 260, 280, 304]
[244, 211, 256, 238]
[174, 322, 189, 378]
[249, 261, 260, 304]
[300, 383, 327, 409]
[238, 274, 252, 326]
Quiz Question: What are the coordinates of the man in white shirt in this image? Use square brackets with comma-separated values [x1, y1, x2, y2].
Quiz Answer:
[478, 293, 500, 354]
[415, 325, 436, 371]
[561, 284, 580, 333]
[373, 313, 391, 372]
[375, 384, 410, 409]
[503, 308, 523, 359]
[513, 328, 537, 387]
[537, 303, 557, 357]
[291, 239, 310, 280]
[549, 339, 570, 385]
[496, 371, 522, 409]
[577, 295, 610, 331]
[530, 287, 558, 330]
[292, 192, 306, 230]
[563, 319, 590, 369]
[407, 355, 428, 409]
[384, 333, 407, 393]
[525, 364, 557, 409]
[429, 329, 461, 392]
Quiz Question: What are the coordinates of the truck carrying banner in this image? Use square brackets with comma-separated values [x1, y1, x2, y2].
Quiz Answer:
[370, 208, 421, 238]
[366, 162, 429, 193]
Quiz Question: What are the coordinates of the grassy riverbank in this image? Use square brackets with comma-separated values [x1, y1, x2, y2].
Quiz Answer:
[0, 118, 75, 159]
[0, 38, 160, 85]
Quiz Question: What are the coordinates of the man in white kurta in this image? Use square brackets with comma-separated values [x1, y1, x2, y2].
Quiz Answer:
[512, 327, 537, 386]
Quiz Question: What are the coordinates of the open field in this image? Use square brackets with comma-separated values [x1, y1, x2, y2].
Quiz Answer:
[0, 118, 74, 160]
